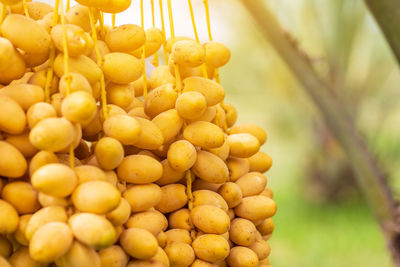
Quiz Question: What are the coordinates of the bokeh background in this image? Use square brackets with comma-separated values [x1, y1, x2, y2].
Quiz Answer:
[52, 0, 400, 265]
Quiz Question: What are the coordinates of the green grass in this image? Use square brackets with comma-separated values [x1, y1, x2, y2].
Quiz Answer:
[269, 184, 392, 267]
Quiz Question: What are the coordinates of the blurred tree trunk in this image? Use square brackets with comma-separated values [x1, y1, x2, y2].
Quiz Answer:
[240, 1, 400, 265]
[363, 0, 400, 64]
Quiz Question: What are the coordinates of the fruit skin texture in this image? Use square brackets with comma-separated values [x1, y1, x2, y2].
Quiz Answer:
[120, 228, 158, 260]
[103, 114, 141, 145]
[192, 151, 229, 184]
[1, 14, 51, 54]
[184, 121, 225, 149]
[25, 206, 68, 241]
[191, 205, 230, 234]
[0, 199, 19, 234]
[31, 163, 78, 197]
[0, 141, 27, 178]
[234, 195, 277, 221]
[229, 218, 257, 246]
[105, 24, 145, 52]
[55, 240, 101, 267]
[164, 241, 195, 267]
[123, 183, 162, 212]
[192, 234, 230, 263]
[0, 94, 26, 135]
[69, 213, 116, 250]
[172, 40, 205, 68]
[72, 181, 121, 214]
[227, 246, 259, 267]
[102, 52, 142, 84]
[29, 222, 73, 262]
[29, 118, 75, 152]
[117, 155, 163, 184]
[167, 140, 197, 172]
[1, 182, 40, 214]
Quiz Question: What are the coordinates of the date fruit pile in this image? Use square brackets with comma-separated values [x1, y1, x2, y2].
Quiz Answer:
[0, 0, 277, 266]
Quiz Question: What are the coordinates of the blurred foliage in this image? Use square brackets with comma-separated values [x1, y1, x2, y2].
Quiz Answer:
[209, 0, 400, 265]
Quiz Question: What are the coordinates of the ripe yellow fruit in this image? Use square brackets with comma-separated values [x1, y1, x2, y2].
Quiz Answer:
[192, 234, 230, 263]
[51, 24, 91, 56]
[234, 196, 277, 221]
[249, 239, 270, 260]
[125, 210, 168, 236]
[94, 137, 124, 170]
[193, 190, 229, 212]
[223, 103, 238, 128]
[99, 246, 129, 267]
[29, 118, 75, 152]
[66, 4, 98, 32]
[152, 109, 183, 144]
[29, 150, 58, 176]
[235, 172, 267, 197]
[0, 141, 27, 178]
[0, 94, 26, 134]
[227, 133, 260, 158]
[38, 192, 69, 207]
[230, 124, 267, 145]
[105, 24, 145, 52]
[25, 206, 68, 240]
[102, 52, 142, 84]
[217, 182, 243, 208]
[26, 1, 53, 20]
[171, 40, 205, 68]
[144, 84, 178, 118]
[29, 222, 73, 262]
[133, 117, 164, 150]
[27, 102, 57, 129]
[130, 28, 163, 58]
[13, 214, 31, 246]
[204, 42, 231, 68]
[191, 259, 218, 267]
[72, 181, 121, 213]
[149, 65, 176, 90]
[1, 182, 39, 214]
[59, 72, 93, 97]
[226, 246, 259, 267]
[31, 163, 78, 197]
[120, 228, 158, 259]
[156, 159, 185, 186]
[193, 151, 229, 184]
[123, 183, 162, 212]
[8, 247, 43, 267]
[0, 199, 19, 234]
[61, 91, 97, 124]
[155, 184, 188, 213]
[106, 83, 135, 109]
[0, 37, 26, 84]
[176, 91, 207, 120]
[184, 121, 225, 149]
[248, 151, 272, 173]
[0, 234, 12, 258]
[229, 218, 257, 246]
[165, 229, 192, 245]
[118, 155, 162, 184]
[69, 213, 116, 249]
[165, 242, 195, 266]
[168, 208, 191, 231]
[191, 205, 230, 234]
[74, 165, 107, 184]
[0, 84, 44, 111]
[227, 157, 250, 182]
[167, 140, 197, 172]
[106, 198, 131, 226]
[256, 218, 274, 236]
[54, 54, 102, 84]
[183, 77, 225, 106]
[1, 14, 51, 54]
[55, 240, 101, 267]
[103, 114, 141, 145]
